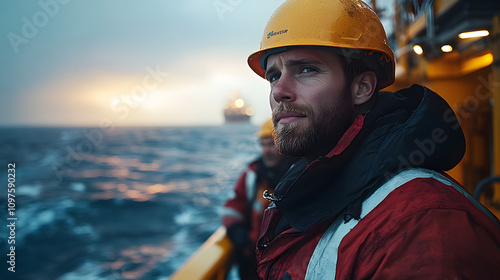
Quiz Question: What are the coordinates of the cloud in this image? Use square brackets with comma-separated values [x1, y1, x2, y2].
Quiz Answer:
[0, 0, 286, 126]
[0, 0, 392, 126]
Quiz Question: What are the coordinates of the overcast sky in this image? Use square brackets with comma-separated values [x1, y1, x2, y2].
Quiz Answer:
[0, 0, 393, 127]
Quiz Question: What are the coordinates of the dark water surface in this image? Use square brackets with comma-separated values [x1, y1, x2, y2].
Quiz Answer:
[0, 125, 259, 280]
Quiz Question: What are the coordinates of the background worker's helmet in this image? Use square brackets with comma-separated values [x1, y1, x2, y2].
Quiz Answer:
[258, 119, 274, 138]
[247, 0, 396, 89]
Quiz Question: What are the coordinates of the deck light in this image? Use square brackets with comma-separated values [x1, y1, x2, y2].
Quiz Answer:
[458, 30, 489, 39]
[413, 45, 423, 55]
[441, 45, 453, 53]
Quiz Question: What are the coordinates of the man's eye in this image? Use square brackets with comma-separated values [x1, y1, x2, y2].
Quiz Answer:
[268, 74, 280, 83]
[301, 67, 316, 73]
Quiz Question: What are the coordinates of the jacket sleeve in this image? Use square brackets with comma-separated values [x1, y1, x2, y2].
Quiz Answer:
[222, 168, 251, 229]
[337, 176, 500, 280]
[365, 208, 500, 280]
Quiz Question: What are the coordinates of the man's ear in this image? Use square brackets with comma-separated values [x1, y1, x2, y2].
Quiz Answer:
[351, 71, 377, 105]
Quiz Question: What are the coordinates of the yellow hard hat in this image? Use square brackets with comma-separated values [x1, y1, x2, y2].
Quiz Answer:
[258, 119, 274, 138]
[248, 0, 395, 89]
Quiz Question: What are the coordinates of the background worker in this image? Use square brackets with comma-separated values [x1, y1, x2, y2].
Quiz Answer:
[222, 119, 293, 280]
[246, 0, 500, 279]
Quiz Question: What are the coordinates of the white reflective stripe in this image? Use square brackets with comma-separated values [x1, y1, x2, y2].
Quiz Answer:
[245, 169, 257, 202]
[220, 207, 244, 221]
[305, 216, 358, 280]
[305, 168, 498, 280]
[253, 199, 264, 213]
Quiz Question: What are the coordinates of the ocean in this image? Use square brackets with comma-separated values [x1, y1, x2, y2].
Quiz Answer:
[0, 125, 261, 280]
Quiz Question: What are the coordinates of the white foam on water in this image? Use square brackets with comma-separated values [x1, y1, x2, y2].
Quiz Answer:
[73, 224, 99, 241]
[174, 206, 206, 226]
[41, 150, 60, 165]
[70, 182, 86, 192]
[173, 210, 193, 226]
[17, 206, 56, 241]
[16, 183, 42, 196]
[57, 261, 114, 280]
[16, 199, 98, 242]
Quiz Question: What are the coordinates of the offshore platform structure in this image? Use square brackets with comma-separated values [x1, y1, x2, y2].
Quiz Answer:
[388, 0, 500, 217]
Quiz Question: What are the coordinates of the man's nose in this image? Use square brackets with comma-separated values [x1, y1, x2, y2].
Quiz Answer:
[271, 74, 296, 103]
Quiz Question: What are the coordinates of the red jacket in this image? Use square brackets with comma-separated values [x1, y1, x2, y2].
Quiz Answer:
[223, 160, 271, 248]
[256, 85, 500, 279]
[256, 172, 500, 279]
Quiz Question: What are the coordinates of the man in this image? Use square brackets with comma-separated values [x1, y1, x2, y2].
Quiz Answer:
[222, 119, 293, 280]
[246, 0, 500, 279]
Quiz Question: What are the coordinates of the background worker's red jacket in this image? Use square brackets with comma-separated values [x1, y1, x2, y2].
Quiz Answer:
[222, 157, 293, 256]
[222, 160, 270, 251]
[256, 85, 500, 279]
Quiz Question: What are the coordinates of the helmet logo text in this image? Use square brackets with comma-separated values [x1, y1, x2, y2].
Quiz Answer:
[267, 30, 288, 39]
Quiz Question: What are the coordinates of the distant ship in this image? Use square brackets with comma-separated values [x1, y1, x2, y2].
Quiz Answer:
[224, 95, 253, 123]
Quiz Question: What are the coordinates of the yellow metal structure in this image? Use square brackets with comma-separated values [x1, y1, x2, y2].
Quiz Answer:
[169, 227, 235, 280]
[491, 16, 500, 205]
[389, 0, 500, 218]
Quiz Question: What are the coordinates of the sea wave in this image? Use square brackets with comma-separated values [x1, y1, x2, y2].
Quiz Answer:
[0, 125, 259, 279]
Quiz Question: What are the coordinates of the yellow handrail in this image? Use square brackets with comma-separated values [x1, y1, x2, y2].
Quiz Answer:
[169, 226, 235, 280]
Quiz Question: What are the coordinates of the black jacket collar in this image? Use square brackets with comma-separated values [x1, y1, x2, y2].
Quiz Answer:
[270, 85, 466, 231]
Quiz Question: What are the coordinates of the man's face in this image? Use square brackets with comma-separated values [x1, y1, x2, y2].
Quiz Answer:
[260, 137, 283, 168]
[266, 48, 355, 158]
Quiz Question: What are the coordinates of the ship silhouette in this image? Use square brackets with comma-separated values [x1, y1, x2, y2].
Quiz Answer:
[224, 93, 253, 123]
